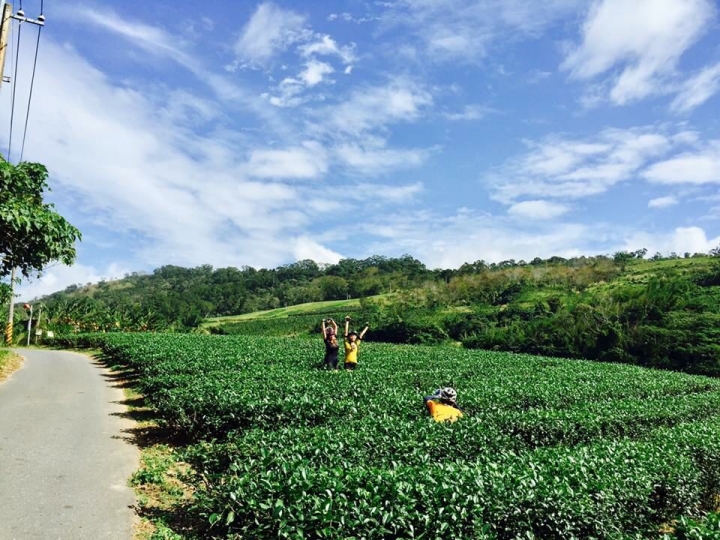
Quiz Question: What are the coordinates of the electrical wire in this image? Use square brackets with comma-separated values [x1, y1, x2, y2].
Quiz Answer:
[19, 24, 41, 162]
[7, 20, 22, 161]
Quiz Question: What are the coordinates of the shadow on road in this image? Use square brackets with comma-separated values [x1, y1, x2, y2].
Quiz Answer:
[88, 354, 190, 450]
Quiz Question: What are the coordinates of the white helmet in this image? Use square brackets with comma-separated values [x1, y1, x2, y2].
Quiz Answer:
[440, 387, 457, 402]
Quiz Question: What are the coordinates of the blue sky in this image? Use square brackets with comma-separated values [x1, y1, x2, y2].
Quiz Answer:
[3, 0, 720, 299]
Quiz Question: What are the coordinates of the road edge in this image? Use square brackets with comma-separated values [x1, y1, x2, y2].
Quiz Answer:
[0, 349, 24, 383]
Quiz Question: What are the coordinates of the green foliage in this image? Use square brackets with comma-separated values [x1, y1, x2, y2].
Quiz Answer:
[37, 249, 720, 379]
[670, 513, 720, 539]
[37, 255, 433, 330]
[62, 332, 720, 538]
[0, 159, 81, 278]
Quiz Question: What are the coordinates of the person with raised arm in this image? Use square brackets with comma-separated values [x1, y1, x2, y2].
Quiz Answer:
[343, 315, 369, 370]
[321, 318, 340, 370]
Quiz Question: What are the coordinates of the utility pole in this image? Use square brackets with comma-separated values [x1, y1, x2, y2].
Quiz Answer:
[1, 2, 45, 90]
[4, 266, 15, 345]
[0, 2, 11, 87]
[34, 304, 42, 344]
[25, 302, 32, 346]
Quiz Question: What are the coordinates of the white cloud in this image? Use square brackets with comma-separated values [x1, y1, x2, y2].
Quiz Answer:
[382, 0, 583, 62]
[352, 182, 424, 203]
[298, 60, 334, 86]
[562, 0, 716, 104]
[245, 142, 329, 179]
[670, 62, 720, 114]
[648, 196, 678, 209]
[299, 35, 356, 64]
[490, 127, 685, 203]
[642, 142, 720, 185]
[65, 7, 283, 128]
[358, 208, 592, 268]
[357, 207, 720, 269]
[72, 7, 190, 62]
[264, 60, 337, 108]
[16, 262, 131, 302]
[234, 3, 308, 66]
[0, 38, 335, 273]
[293, 237, 343, 264]
[327, 12, 379, 24]
[443, 104, 491, 121]
[621, 227, 720, 256]
[335, 143, 429, 174]
[315, 79, 432, 136]
[508, 200, 569, 220]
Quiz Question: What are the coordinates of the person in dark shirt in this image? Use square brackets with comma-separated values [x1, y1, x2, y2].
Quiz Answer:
[321, 318, 340, 370]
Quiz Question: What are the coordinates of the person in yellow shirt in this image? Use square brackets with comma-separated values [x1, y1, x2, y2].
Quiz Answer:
[424, 387, 464, 423]
[343, 316, 369, 370]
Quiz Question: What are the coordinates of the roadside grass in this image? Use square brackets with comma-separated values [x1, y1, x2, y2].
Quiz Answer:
[0, 349, 23, 382]
[90, 353, 197, 540]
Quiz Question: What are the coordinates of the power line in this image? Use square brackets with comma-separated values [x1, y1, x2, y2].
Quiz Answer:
[7, 19, 21, 161]
[19, 24, 41, 162]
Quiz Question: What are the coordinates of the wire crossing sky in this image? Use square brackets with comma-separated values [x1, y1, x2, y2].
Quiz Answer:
[2, 0, 720, 300]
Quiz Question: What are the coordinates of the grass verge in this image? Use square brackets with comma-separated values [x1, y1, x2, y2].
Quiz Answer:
[92, 354, 197, 540]
[0, 349, 23, 383]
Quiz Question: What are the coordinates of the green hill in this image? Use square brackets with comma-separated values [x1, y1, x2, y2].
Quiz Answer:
[205, 254, 720, 376]
[203, 297, 371, 325]
[17, 250, 720, 376]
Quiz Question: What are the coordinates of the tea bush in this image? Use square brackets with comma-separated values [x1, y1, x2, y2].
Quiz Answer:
[60, 333, 720, 538]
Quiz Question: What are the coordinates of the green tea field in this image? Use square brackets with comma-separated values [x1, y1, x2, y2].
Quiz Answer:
[61, 333, 720, 539]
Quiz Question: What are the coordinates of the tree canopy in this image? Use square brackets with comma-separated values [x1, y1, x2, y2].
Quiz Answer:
[0, 159, 81, 278]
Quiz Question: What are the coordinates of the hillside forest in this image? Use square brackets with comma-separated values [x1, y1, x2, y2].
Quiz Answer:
[6, 249, 720, 376]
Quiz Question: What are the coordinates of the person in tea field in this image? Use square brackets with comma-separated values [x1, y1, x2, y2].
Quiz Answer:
[424, 387, 464, 423]
[321, 318, 340, 370]
[343, 315, 369, 370]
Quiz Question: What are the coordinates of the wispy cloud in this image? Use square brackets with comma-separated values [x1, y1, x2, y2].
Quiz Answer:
[299, 35, 356, 64]
[562, 0, 716, 105]
[67, 6, 283, 127]
[382, 0, 583, 62]
[442, 104, 492, 121]
[17, 262, 131, 301]
[620, 226, 720, 256]
[327, 12, 380, 24]
[244, 142, 329, 179]
[314, 79, 433, 137]
[670, 62, 720, 114]
[642, 141, 720, 185]
[648, 196, 679, 209]
[233, 2, 309, 67]
[489, 127, 691, 203]
[335, 144, 430, 175]
[361, 208, 720, 268]
[0, 39, 330, 273]
[508, 200, 569, 220]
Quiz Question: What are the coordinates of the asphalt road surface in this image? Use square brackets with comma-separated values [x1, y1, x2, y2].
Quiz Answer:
[0, 349, 139, 539]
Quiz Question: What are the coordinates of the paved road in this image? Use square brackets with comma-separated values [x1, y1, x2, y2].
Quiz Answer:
[0, 349, 139, 539]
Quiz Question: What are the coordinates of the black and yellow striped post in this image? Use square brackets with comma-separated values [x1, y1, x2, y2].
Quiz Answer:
[5, 267, 16, 345]
[4, 321, 12, 345]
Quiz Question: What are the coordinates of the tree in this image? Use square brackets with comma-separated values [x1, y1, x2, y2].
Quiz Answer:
[1, 159, 81, 343]
[0, 160, 81, 277]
